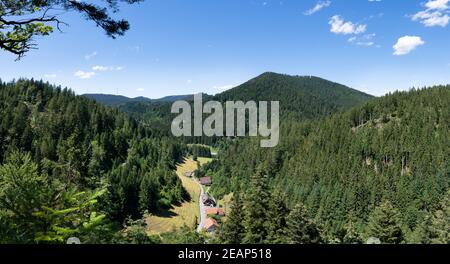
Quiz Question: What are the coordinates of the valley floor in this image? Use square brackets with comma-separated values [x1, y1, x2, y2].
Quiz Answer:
[146, 157, 211, 235]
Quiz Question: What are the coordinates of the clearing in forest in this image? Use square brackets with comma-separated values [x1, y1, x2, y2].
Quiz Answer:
[146, 157, 204, 234]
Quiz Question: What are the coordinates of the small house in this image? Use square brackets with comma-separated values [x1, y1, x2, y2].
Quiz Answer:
[205, 208, 225, 217]
[199, 176, 212, 186]
[203, 218, 219, 233]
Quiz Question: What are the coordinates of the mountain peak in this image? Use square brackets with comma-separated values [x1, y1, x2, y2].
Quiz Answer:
[214, 72, 374, 120]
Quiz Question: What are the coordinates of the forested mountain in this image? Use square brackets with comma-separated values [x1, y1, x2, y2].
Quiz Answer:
[82, 94, 152, 106]
[204, 85, 450, 243]
[154, 95, 193, 102]
[2, 75, 448, 245]
[0, 79, 190, 243]
[214, 72, 374, 120]
[89, 72, 373, 123]
[83, 93, 192, 107]
[99, 73, 374, 146]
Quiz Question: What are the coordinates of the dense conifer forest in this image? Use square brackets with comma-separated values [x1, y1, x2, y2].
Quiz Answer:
[0, 79, 198, 243]
[1, 74, 449, 244]
[204, 85, 450, 243]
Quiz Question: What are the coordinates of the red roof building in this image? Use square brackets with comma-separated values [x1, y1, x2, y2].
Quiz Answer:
[205, 208, 225, 216]
[203, 218, 219, 232]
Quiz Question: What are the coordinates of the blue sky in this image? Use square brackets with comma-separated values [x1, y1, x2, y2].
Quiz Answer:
[1, 0, 450, 98]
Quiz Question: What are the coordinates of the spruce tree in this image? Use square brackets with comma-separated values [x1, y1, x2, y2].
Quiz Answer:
[242, 166, 271, 244]
[342, 214, 363, 244]
[411, 214, 434, 244]
[429, 191, 450, 243]
[221, 192, 245, 244]
[139, 172, 160, 213]
[287, 203, 321, 244]
[367, 200, 404, 244]
[266, 191, 290, 244]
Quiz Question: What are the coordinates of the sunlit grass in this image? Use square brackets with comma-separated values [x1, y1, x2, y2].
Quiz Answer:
[146, 157, 203, 235]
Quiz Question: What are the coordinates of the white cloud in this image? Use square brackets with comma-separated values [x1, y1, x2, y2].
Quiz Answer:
[348, 36, 357, 42]
[92, 66, 109, 71]
[92, 65, 124, 71]
[304, 1, 331, 16]
[412, 0, 450, 27]
[425, 0, 449, 10]
[329, 15, 367, 35]
[187, 80, 193, 84]
[348, 33, 376, 47]
[136, 88, 145, 92]
[85, 51, 97, 60]
[413, 10, 449, 27]
[74, 70, 96, 79]
[393, 36, 425, 56]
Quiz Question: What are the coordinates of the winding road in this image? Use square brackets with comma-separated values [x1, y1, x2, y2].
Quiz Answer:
[196, 181, 206, 232]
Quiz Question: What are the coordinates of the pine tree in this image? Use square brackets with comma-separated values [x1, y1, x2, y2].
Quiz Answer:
[342, 214, 363, 244]
[287, 203, 321, 244]
[266, 191, 290, 244]
[242, 167, 271, 244]
[429, 191, 450, 243]
[367, 200, 404, 244]
[221, 192, 245, 244]
[410, 214, 434, 244]
[139, 172, 160, 213]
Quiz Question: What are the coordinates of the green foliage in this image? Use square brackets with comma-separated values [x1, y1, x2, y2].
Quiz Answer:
[0, 151, 110, 243]
[242, 167, 271, 244]
[215, 72, 373, 121]
[2, 75, 450, 244]
[0, 79, 187, 243]
[366, 200, 404, 244]
[287, 203, 321, 244]
[207, 85, 450, 243]
[409, 191, 449, 244]
[342, 214, 363, 244]
[189, 145, 212, 158]
[115, 214, 161, 244]
[160, 225, 207, 244]
[219, 171, 323, 244]
[220, 192, 245, 244]
[0, 0, 143, 58]
[33, 189, 111, 244]
[266, 192, 290, 244]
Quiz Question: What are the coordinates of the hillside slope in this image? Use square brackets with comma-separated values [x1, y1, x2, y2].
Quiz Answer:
[214, 72, 374, 120]
[204, 85, 450, 241]
[83, 93, 192, 106]
[82, 93, 151, 106]
[0, 79, 187, 243]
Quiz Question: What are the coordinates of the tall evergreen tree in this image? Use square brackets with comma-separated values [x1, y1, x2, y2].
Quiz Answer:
[367, 200, 404, 244]
[287, 203, 321, 244]
[242, 167, 271, 244]
[428, 191, 450, 244]
[221, 192, 245, 244]
[342, 213, 363, 244]
[266, 191, 290, 244]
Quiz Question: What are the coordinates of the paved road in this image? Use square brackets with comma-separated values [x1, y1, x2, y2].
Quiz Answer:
[196, 181, 206, 232]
